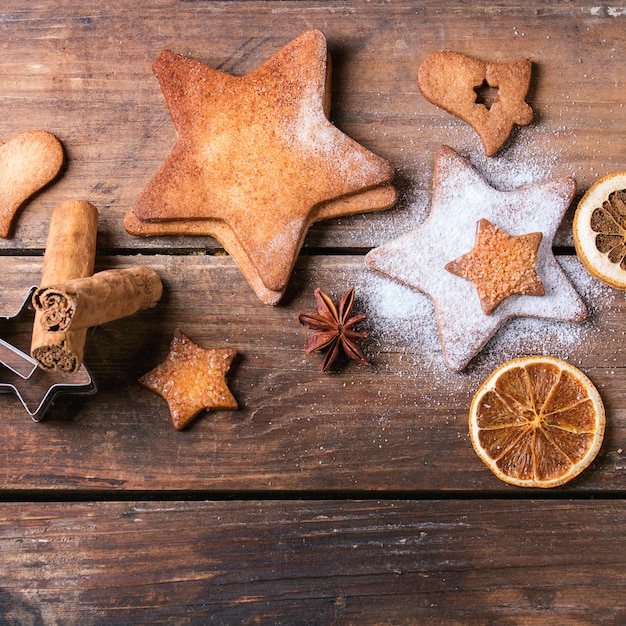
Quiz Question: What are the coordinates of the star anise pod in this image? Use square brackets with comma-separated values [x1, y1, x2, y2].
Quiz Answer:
[298, 287, 369, 372]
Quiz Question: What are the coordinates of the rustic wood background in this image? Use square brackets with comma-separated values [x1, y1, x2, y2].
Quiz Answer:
[0, 1, 624, 623]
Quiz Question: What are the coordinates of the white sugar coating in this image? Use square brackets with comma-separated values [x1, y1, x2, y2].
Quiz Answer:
[365, 146, 585, 371]
[356, 255, 618, 389]
[355, 270, 441, 367]
[354, 125, 575, 248]
[292, 83, 391, 189]
[465, 127, 569, 191]
[280, 30, 393, 191]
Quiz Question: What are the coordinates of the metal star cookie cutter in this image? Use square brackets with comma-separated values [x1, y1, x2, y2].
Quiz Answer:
[0, 287, 96, 421]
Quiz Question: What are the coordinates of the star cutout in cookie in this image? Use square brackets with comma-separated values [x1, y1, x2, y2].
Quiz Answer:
[365, 146, 587, 371]
[125, 29, 397, 305]
[140, 330, 238, 430]
[445, 218, 545, 315]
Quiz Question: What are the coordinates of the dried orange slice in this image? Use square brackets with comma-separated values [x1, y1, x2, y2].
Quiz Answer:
[469, 356, 605, 488]
[573, 171, 626, 290]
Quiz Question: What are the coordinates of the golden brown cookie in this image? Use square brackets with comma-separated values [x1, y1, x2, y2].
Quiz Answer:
[0, 130, 64, 238]
[417, 51, 533, 156]
[139, 330, 238, 431]
[124, 30, 397, 305]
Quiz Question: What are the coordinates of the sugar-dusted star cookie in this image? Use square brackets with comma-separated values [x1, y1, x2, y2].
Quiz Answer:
[365, 146, 586, 372]
[125, 30, 397, 305]
[139, 329, 238, 430]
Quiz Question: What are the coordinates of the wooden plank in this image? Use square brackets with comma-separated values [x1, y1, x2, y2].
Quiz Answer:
[0, 1, 622, 250]
[0, 254, 623, 493]
[0, 499, 623, 624]
[0, 3, 622, 620]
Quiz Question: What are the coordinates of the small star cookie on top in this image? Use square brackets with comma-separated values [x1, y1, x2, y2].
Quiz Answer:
[140, 329, 238, 430]
[445, 218, 545, 315]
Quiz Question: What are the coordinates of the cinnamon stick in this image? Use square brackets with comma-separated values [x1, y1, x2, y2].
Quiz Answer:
[30, 200, 98, 373]
[33, 265, 163, 332]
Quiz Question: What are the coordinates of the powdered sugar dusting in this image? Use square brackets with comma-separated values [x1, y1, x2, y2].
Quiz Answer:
[357, 255, 618, 389]
[290, 83, 392, 188]
[467, 127, 569, 191]
[359, 126, 572, 247]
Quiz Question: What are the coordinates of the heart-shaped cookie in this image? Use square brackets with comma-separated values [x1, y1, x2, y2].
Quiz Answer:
[0, 130, 64, 238]
[417, 51, 533, 156]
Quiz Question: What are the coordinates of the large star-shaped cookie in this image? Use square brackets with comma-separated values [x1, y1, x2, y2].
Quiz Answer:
[125, 30, 397, 304]
[139, 330, 238, 430]
[365, 146, 587, 371]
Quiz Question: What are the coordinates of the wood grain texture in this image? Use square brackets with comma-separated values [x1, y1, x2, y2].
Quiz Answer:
[0, 499, 623, 624]
[0, 254, 623, 493]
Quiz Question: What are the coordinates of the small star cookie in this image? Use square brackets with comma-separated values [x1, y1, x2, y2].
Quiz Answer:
[365, 146, 586, 372]
[140, 330, 238, 430]
[445, 218, 545, 315]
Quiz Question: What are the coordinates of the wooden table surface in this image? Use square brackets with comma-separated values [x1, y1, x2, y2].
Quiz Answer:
[0, 1, 625, 623]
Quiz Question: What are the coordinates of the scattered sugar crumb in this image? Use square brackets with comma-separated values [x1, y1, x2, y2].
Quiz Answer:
[360, 125, 573, 247]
